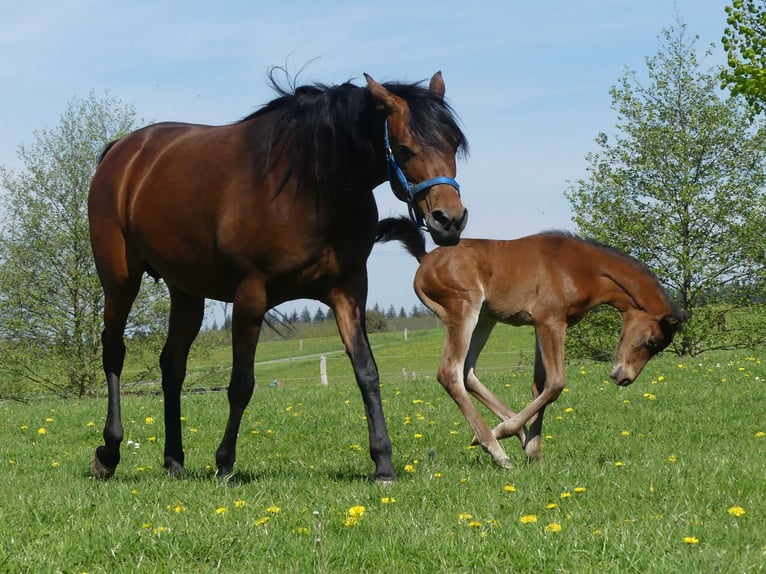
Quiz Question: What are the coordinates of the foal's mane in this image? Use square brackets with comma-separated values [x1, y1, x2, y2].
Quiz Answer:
[240, 69, 468, 187]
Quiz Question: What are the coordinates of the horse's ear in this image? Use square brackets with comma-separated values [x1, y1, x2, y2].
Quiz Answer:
[661, 311, 690, 330]
[365, 73, 404, 113]
[429, 71, 445, 100]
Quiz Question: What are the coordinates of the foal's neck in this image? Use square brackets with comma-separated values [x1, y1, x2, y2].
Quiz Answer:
[595, 247, 667, 315]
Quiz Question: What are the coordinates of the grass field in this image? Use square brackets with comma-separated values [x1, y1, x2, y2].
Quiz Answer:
[1, 325, 764, 573]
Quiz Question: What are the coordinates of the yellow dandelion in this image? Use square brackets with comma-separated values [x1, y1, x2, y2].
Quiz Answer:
[153, 526, 168, 534]
[565, 407, 574, 413]
[234, 500, 246, 508]
[215, 507, 228, 515]
[381, 497, 396, 504]
[520, 514, 537, 524]
[560, 492, 571, 499]
[621, 430, 631, 436]
[414, 433, 423, 439]
[404, 464, 415, 473]
[545, 523, 562, 533]
[20, 425, 28, 430]
[458, 513, 473, 521]
[657, 375, 665, 382]
[449, 430, 458, 435]
[8, 460, 16, 465]
[728, 506, 746, 517]
[86, 421, 95, 427]
[755, 431, 765, 438]
[144, 416, 154, 425]
[433, 472, 443, 478]
[504, 485, 517, 492]
[348, 505, 365, 518]
[467, 520, 482, 528]
[614, 461, 624, 468]
[668, 454, 678, 462]
[51, 461, 60, 468]
[683, 536, 699, 545]
[546, 503, 558, 510]
[266, 506, 281, 514]
[37, 428, 46, 435]
[574, 487, 586, 493]
[255, 516, 270, 526]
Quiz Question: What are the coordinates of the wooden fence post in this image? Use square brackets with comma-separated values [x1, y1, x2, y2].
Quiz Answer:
[320, 355, 328, 386]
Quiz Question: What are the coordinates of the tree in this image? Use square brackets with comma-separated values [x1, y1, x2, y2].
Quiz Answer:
[313, 307, 326, 323]
[566, 22, 766, 356]
[299, 306, 312, 323]
[722, 0, 766, 114]
[0, 92, 168, 397]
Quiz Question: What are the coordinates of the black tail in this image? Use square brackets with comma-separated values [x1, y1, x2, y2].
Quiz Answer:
[375, 217, 428, 262]
[98, 139, 120, 164]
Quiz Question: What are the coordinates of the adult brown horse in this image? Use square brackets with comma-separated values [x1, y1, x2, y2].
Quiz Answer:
[376, 217, 688, 468]
[88, 71, 468, 482]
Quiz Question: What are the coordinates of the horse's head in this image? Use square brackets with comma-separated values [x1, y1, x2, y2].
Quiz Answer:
[610, 310, 689, 386]
[366, 72, 468, 246]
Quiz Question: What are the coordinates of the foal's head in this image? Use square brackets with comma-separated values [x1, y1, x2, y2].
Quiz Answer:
[610, 309, 689, 386]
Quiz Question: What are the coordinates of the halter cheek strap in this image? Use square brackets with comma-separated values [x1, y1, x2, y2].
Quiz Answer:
[384, 120, 460, 229]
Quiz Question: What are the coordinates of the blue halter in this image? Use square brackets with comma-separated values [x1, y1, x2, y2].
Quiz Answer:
[384, 120, 460, 229]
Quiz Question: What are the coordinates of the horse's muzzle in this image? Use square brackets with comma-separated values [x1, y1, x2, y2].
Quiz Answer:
[426, 208, 468, 246]
[610, 365, 635, 387]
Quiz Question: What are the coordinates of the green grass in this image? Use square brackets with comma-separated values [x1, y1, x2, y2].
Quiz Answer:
[1, 327, 764, 573]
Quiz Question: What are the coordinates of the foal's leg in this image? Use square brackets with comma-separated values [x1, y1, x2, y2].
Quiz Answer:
[92, 275, 142, 479]
[436, 309, 512, 468]
[464, 315, 526, 448]
[490, 323, 567, 452]
[522, 337, 547, 460]
[215, 279, 265, 478]
[160, 288, 204, 476]
[331, 282, 396, 482]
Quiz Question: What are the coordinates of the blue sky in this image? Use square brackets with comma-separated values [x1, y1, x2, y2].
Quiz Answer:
[0, 1, 730, 318]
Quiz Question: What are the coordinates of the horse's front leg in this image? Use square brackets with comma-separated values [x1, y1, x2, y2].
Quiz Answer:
[215, 281, 264, 479]
[330, 283, 396, 482]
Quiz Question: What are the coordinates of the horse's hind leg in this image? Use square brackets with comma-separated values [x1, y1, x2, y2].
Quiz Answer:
[160, 288, 204, 476]
[435, 307, 511, 468]
[464, 316, 527, 449]
[92, 270, 142, 479]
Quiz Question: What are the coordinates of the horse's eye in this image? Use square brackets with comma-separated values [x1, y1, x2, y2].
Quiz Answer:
[396, 145, 415, 163]
[646, 338, 657, 350]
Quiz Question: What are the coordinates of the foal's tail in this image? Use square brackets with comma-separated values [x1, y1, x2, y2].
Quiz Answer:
[375, 217, 428, 262]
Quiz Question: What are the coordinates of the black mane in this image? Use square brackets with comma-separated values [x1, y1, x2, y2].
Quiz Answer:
[240, 73, 467, 188]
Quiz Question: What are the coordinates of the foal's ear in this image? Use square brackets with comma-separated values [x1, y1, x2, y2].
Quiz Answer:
[429, 71, 446, 100]
[661, 311, 690, 330]
[365, 73, 405, 113]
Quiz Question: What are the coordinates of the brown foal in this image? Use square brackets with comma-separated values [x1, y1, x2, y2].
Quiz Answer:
[377, 217, 688, 467]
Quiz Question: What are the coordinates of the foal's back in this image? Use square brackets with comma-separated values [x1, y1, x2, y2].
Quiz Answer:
[415, 233, 607, 326]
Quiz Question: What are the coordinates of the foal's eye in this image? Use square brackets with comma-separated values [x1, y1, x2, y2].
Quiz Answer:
[646, 338, 657, 350]
[396, 145, 415, 163]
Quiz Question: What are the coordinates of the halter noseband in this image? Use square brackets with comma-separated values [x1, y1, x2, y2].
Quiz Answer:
[384, 120, 460, 229]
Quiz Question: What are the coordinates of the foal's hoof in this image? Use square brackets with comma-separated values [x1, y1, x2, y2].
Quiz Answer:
[494, 456, 512, 469]
[90, 454, 116, 480]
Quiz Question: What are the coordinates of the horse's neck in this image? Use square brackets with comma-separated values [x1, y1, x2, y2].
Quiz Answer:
[595, 248, 666, 315]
